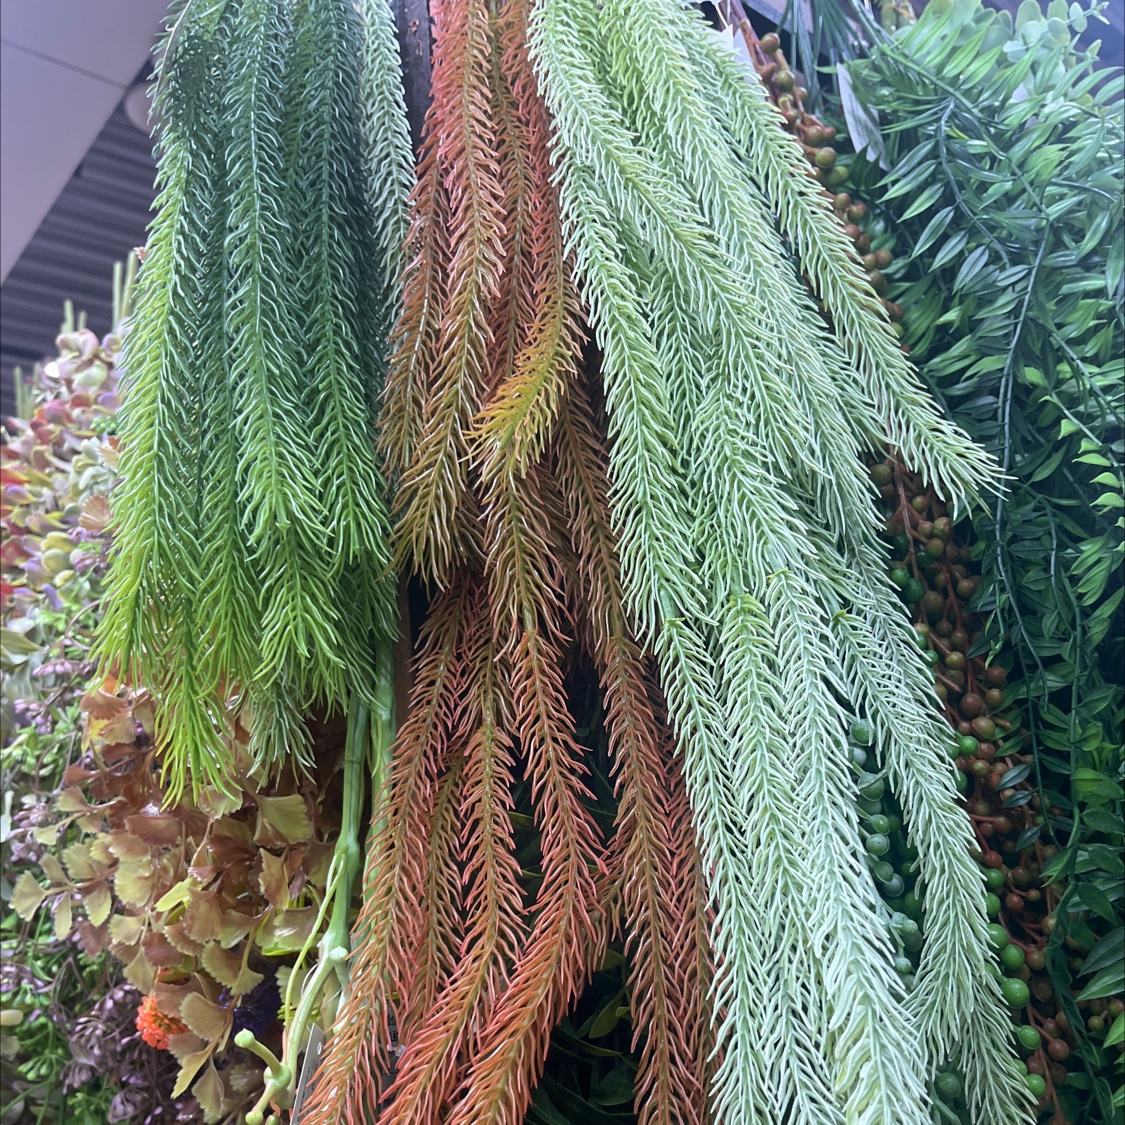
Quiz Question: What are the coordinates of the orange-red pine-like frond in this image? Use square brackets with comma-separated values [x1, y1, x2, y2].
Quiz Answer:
[381, 141, 447, 482]
[554, 382, 710, 1125]
[447, 614, 606, 1125]
[379, 582, 526, 1124]
[302, 578, 474, 1125]
[390, 0, 505, 585]
[471, 0, 583, 482]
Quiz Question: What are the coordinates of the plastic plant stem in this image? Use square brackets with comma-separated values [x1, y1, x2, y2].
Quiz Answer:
[245, 682, 389, 1124]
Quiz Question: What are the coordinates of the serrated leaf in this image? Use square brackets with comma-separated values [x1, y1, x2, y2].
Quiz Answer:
[53, 894, 72, 940]
[172, 1047, 214, 1098]
[193, 1060, 226, 1122]
[165, 920, 206, 957]
[109, 913, 145, 946]
[61, 842, 96, 882]
[9, 873, 46, 919]
[39, 854, 68, 886]
[115, 857, 156, 908]
[258, 850, 291, 909]
[180, 992, 231, 1045]
[254, 795, 312, 846]
[123, 944, 156, 993]
[126, 814, 182, 847]
[201, 943, 265, 997]
[56, 788, 94, 814]
[84, 883, 113, 927]
[166, 1030, 206, 1061]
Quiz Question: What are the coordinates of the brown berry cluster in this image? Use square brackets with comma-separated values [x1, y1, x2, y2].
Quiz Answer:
[735, 19, 904, 334]
[872, 458, 1125, 1121]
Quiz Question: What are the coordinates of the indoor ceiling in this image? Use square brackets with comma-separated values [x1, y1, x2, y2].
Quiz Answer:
[0, 0, 168, 417]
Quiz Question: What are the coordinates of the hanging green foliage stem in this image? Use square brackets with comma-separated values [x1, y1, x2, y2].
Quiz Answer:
[529, 0, 1034, 1121]
[847, 2, 1124, 1118]
[96, 0, 412, 800]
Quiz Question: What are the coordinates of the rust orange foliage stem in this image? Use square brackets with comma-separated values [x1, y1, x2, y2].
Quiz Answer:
[301, 578, 474, 1124]
[388, 0, 504, 585]
[555, 381, 711, 1125]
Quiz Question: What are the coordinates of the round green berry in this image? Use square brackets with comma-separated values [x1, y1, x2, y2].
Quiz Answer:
[850, 720, 873, 746]
[881, 873, 905, 897]
[867, 814, 891, 834]
[866, 833, 890, 856]
[859, 774, 885, 801]
[986, 893, 1001, 917]
[934, 1072, 963, 1100]
[984, 869, 1005, 891]
[958, 735, 979, 756]
[1001, 977, 1030, 1008]
[999, 944, 1026, 971]
[1026, 1074, 1046, 1099]
[872, 860, 895, 884]
[1016, 1025, 1041, 1051]
[987, 924, 1010, 951]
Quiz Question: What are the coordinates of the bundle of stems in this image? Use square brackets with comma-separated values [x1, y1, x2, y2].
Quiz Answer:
[304, 2, 709, 1123]
[528, 0, 1032, 1121]
[96, 0, 411, 799]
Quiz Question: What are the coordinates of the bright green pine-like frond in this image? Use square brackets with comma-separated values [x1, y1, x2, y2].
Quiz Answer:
[529, 0, 1028, 1120]
[357, 0, 413, 316]
[98, 0, 409, 795]
[682, 22, 999, 513]
[98, 1, 236, 800]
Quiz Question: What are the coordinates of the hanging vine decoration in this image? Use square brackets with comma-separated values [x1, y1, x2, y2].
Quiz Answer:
[529, 0, 1034, 1122]
[95, 0, 411, 800]
[305, 2, 708, 1124]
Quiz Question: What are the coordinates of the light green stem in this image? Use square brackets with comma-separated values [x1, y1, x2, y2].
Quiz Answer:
[245, 641, 397, 1123]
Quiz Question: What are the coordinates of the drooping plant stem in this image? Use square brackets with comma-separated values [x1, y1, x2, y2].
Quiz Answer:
[529, 0, 1031, 1121]
[96, 0, 410, 799]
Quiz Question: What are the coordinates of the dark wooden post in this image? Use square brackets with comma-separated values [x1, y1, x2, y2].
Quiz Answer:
[391, 0, 433, 155]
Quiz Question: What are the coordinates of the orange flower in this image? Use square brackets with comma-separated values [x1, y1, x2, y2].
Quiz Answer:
[135, 994, 188, 1051]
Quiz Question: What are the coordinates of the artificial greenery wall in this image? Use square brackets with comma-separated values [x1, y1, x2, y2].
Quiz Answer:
[3, 1, 1123, 1125]
[846, 0, 1124, 1119]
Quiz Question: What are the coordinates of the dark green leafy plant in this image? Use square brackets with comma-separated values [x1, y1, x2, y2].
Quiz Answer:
[848, 1, 1124, 1119]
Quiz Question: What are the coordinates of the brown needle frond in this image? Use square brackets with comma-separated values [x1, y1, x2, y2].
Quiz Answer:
[470, 0, 583, 482]
[389, 0, 505, 585]
[378, 582, 525, 1124]
[446, 610, 606, 1125]
[554, 380, 709, 1125]
[381, 140, 448, 482]
[303, 578, 474, 1124]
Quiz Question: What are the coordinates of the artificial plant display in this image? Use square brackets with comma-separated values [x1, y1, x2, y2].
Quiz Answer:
[12, 0, 1120, 1123]
[95, 0, 412, 800]
[528, 0, 1034, 1122]
[844, 2, 1125, 1120]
